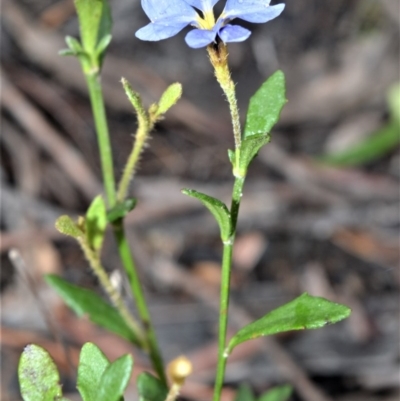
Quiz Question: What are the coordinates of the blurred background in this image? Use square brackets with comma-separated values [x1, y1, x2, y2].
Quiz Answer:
[1, 0, 399, 400]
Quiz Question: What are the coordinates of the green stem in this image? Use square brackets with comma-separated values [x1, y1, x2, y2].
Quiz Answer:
[113, 220, 167, 385]
[85, 72, 116, 207]
[213, 176, 245, 401]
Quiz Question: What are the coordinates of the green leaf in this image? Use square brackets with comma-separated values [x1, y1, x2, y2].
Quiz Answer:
[18, 344, 63, 401]
[228, 149, 236, 166]
[59, 48, 78, 57]
[181, 188, 231, 241]
[226, 293, 351, 355]
[244, 70, 287, 139]
[320, 122, 400, 167]
[107, 198, 137, 223]
[77, 343, 110, 401]
[96, 0, 112, 50]
[85, 195, 107, 253]
[96, 354, 133, 401]
[121, 78, 148, 120]
[55, 215, 83, 239]
[259, 385, 292, 401]
[96, 34, 112, 57]
[137, 372, 169, 401]
[235, 384, 256, 401]
[75, 0, 103, 53]
[237, 134, 271, 175]
[65, 35, 84, 54]
[45, 275, 140, 345]
[320, 82, 400, 167]
[155, 83, 183, 117]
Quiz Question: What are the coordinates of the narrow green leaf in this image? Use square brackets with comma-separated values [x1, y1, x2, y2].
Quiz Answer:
[244, 70, 287, 139]
[18, 344, 62, 401]
[137, 372, 168, 401]
[96, 0, 112, 49]
[236, 134, 271, 177]
[85, 195, 107, 253]
[77, 343, 110, 401]
[320, 82, 400, 167]
[259, 385, 292, 401]
[59, 48, 78, 57]
[121, 78, 147, 120]
[235, 384, 255, 401]
[238, 134, 271, 174]
[320, 122, 400, 166]
[75, 0, 103, 53]
[228, 149, 236, 166]
[107, 198, 137, 223]
[55, 215, 83, 239]
[181, 188, 231, 241]
[65, 35, 83, 53]
[155, 83, 183, 117]
[96, 34, 112, 57]
[96, 354, 133, 401]
[45, 275, 140, 345]
[227, 293, 351, 355]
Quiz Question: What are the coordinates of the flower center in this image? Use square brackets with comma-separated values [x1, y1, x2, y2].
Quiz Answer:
[196, 9, 216, 30]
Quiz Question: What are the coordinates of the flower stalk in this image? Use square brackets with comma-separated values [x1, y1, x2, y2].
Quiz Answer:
[117, 78, 153, 203]
[207, 42, 242, 155]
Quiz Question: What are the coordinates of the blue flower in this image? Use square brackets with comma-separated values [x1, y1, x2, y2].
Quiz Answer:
[135, 0, 285, 48]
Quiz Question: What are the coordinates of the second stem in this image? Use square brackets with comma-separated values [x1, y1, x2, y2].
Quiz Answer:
[213, 176, 245, 401]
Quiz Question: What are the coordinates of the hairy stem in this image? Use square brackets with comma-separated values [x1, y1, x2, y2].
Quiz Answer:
[117, 78, 153, 203]
[78, 238, 145, 346]
[207, 42, 242, 163]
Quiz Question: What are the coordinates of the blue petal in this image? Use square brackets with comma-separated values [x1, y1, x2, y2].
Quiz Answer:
[136, 20, 190, 41]
[184, 0, 220, 12]
[223, 0, 285, 23]
[185, 28, 218, 48]
[219, 24, 251, 42]
[141, 0, 197, 22]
